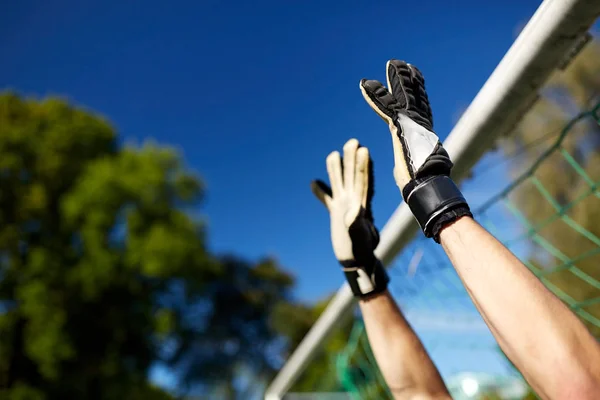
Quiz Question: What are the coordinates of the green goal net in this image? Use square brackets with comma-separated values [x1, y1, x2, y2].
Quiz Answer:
[334, 40, 600, 399]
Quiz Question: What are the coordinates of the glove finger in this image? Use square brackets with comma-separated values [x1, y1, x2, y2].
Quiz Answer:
[387, 60, 434, 132]
[343, 138, 359, 192]
[326, 151, 344, 198]
[311, 180, 332, 209]
[366, 148, 375, 223]
[359, 79, 397, 124]
[386, 59, 413, 110]
[355, 146, 370, 210]
[407, 63, 434, 130]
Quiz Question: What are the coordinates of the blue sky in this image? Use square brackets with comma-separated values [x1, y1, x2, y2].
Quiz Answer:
[1, 0, 542, 303]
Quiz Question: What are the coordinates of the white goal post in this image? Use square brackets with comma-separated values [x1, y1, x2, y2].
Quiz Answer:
[265, 1, 600, 399]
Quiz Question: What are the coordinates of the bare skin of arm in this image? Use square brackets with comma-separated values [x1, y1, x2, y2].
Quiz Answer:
[439, 216, 600, 400]
[359, 290, 451, 400]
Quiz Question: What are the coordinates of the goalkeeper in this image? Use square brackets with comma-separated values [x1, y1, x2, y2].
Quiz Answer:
[311, 60, 600, 400]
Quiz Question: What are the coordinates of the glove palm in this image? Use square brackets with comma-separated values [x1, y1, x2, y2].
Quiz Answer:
[312, 139, 387, 297]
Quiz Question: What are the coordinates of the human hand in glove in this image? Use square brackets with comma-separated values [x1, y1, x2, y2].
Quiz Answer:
[311, 138, 388, 298]
[359, 60, 472, 242]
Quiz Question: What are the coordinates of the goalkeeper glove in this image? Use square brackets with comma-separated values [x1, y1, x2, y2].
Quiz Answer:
[311, 139, 389, 298]
[359, 60, 472, 242]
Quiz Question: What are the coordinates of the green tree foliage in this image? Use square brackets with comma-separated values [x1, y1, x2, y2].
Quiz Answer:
[272, 297, 390, 397]
[179, 256, 295, 398]
[0, 93, 295, 399]
[271, 296, 353, 392]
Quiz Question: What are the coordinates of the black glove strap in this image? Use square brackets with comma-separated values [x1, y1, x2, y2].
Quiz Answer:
[405, 175, 472, 242]
[341, 258, 389, 298]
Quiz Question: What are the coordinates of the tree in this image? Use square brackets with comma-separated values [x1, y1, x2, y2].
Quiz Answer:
[175, 256, 295, 398]
[271, 296, 391, 398]
[0, 93, 295, 399]
[271, 296, 354, 393]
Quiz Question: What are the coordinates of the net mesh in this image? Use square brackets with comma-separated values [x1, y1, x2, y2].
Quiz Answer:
[285, 36, 600, 399]
[332, 77, 600, 397]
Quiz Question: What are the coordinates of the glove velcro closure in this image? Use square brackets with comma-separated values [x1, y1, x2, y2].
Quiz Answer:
[341, 258, 389, 298]
[405, 175, 472, 242]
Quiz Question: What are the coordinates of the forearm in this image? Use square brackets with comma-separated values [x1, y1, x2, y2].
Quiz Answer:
[359, 290, 450, 400]
[440, 216, 600, 399]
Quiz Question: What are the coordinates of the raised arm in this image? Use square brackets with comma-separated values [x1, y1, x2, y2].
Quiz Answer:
[311, 139, 450, 399]
[359, 59, 600, 399]
[440, 217, 600, 399]
[359, 290, 450, 399]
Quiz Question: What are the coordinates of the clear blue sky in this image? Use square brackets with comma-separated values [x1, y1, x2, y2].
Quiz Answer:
[1, 0, 542, 302]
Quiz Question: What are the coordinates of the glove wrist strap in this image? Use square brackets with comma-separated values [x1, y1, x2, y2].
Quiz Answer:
[341, 258, 389, 298]
[404, 175, 472, 242]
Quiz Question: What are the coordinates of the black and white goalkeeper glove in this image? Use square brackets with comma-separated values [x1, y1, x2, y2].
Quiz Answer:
[311, 138, 388, 298]
[359, 59, 472, 242]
